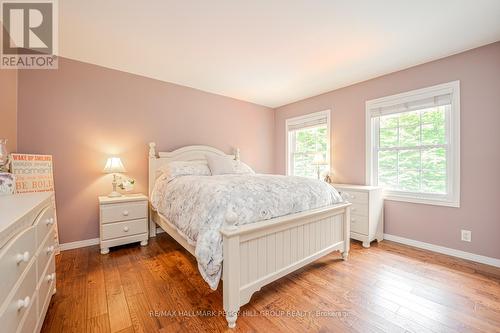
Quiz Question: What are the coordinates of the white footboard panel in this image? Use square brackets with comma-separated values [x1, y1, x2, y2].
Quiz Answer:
[239, 213, 344, 304]
[221, 203, 350, 328]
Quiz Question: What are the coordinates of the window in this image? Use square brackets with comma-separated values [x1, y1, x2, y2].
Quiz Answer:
[286, 110, 330, 178]
[366, 81, 460, 207]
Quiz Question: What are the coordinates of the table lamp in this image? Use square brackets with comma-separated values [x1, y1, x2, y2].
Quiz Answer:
[312, 153, 326, 180]
[103, 157, 126, 197]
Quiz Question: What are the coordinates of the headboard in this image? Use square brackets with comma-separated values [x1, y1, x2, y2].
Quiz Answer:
[148, 142, 240, 197]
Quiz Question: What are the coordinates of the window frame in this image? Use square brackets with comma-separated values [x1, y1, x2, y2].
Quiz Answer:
[365, 81, 460, 207]
[285, 110, 331, 178]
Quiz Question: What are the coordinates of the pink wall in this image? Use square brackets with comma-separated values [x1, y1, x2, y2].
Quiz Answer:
[0, 68, 17, 152]
[17, 58, 274, 244]
[275, 42, 500, 259]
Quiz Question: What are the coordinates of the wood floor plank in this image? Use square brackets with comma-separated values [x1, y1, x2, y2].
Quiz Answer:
[102, 252, 133, 333]
[86, 314, 111, 333]
[87, 247, 108, 319]
[61, 253, 89, 332]
[41, 235, 500, 333]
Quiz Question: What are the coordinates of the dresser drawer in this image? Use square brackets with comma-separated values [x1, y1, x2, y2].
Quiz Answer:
[38, 255, 56, 319]
[100, 202, 147, 223]
[350, 214, 368, 235]
[35, 205, 56, 248]
[101, 219, 148, 240]
[19, 293, 38, 333]
[37, 227, 56, 284]
[0, 226, 36, 303]
[350, 202, 368, 217]
[0, 260, 37, 333]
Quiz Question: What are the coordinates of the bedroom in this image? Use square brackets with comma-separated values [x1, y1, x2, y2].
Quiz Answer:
[0, 1, 499, 332]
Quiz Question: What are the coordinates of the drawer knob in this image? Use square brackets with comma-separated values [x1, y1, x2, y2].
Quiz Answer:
[16, 251, 30, 264]
[351, 218, 356, 222]
[352, 207, 357, 212]
[46, 273, 56, 282]
[45, 217, 55, 226]
[17, 296, 30, 310]
[122, 210, 129, 216]
[46, 245, 55, 255]
[123, 226, 129, 232]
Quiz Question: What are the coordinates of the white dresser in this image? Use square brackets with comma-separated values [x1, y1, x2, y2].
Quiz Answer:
[332, 184, 384, 248]
[0, 192, 57, 333]
[99, 194, 148, 254]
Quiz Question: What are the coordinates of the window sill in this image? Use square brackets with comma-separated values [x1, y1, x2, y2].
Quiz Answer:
[384, 194, 459, 208]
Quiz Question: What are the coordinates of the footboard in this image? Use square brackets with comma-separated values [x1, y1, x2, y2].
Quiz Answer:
[220, 202, 351, 328]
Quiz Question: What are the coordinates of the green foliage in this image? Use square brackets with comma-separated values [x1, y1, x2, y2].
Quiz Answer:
[378, 106, 447, 193]
[292, 126, 327, 178]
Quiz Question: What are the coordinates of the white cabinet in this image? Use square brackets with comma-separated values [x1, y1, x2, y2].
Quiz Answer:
[99, 194, 148, 254]
[332, 184, 384, 248]
[0, 192, 57, 333]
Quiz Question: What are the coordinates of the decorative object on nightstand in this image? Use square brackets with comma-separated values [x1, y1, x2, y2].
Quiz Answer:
[312, 153, 327, 180]
[99, 194, 149, 254]
[103, 156, 126, 197]
[332, 184, 384, 248]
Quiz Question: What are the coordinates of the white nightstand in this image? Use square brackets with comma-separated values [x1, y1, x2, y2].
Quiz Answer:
[332, 184, 384, 248]
[98, 194, 149, 254]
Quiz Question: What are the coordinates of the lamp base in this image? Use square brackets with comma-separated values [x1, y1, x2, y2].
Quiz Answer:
[108, 174, 122, 197]
[108, 191, 122, 198]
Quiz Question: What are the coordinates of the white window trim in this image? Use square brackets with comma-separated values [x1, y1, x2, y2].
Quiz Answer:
[365, 81, 460, 207]
[285, 109, 331, 177]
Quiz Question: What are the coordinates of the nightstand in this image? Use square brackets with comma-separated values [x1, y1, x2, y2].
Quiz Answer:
[98, 194, 149, 254]
[331, 184, 384, 248]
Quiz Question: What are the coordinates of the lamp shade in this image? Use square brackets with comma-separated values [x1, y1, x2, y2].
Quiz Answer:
[103, 157, 126, 173]
[312, 153, 326, 165]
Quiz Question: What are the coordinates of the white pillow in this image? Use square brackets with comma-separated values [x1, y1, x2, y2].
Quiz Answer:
[206, 154, 255, 175]
[205, 154, 235, 175]
[157, 160, 211, 182]
[233, 160, 255, 174]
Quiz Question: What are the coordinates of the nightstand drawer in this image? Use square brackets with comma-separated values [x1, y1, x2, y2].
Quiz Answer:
[101, 219, 148, 240]
[350, 214, 368, 235]
[350, 202, 368, 217]
[343, 191, 368, 204]
[101, 201, 147, 223]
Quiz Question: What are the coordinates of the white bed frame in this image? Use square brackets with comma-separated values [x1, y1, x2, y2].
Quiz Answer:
[148, 143, 351, 328]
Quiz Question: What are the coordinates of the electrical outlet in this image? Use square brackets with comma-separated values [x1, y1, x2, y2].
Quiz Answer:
[461, 230, 471, 242]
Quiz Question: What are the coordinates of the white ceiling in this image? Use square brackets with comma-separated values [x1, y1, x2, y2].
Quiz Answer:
[59, 0, 500, 108]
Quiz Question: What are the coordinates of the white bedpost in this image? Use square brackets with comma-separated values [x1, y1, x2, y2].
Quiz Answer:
[234, 148, 240, 161]
[149, 142, 156, 159]
[222, 209, 240, 328]
[342, 206, 350, 260]
[148, 142, 157, 238]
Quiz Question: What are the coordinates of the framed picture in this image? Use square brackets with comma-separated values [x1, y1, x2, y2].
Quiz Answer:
[10, 154, 54, 193]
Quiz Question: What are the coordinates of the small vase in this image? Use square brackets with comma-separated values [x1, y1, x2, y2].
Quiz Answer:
[0, 139, 9, 172]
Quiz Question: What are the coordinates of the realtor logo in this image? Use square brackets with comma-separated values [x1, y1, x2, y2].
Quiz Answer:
[1, 0, 58, 69]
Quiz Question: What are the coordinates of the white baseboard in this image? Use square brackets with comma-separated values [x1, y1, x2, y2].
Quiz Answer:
[384, 234, 500, 268]
[59, 229, 164, 250]
[59, 237, 100, 251]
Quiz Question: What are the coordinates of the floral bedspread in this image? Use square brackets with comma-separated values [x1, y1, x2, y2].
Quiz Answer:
[151, 173, 343, 289]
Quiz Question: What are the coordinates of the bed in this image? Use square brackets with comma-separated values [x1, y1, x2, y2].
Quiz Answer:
[147, 143, 351, 328]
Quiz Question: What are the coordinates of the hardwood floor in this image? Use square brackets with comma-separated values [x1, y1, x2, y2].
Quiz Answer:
[41, 233, 500, 333]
